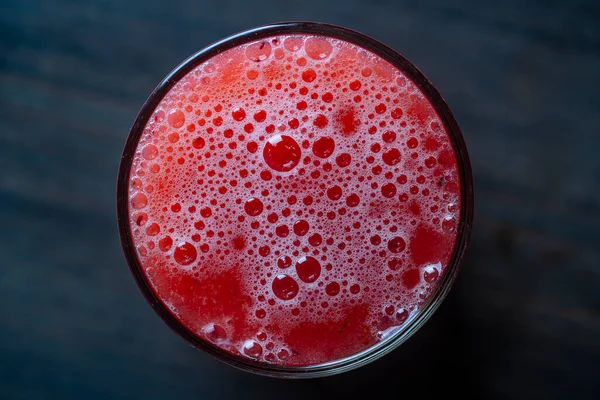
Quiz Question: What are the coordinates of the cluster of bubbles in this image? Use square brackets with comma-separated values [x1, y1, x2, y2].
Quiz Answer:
[128, 34, 461, 364]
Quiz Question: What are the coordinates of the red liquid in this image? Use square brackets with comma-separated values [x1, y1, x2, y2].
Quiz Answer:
[128, 34, 461, 366]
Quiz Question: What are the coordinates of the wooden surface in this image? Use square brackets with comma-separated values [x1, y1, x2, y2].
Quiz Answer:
[1, 0, 599, 399]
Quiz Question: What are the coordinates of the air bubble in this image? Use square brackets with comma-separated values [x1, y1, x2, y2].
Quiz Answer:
[325, 281, 340, 296]
[263, 135, 301, 172]
[275, 225, 289, 238]
[167, 109, 185, 128]
[203, 323, 227, 342]
[142, 144, 158, 160]
[388, 237, 406, 253]
[327, 185, 343, 200]
[272, 274, 299, 300]
[244, 198, 264, 216]
[382, 148, 401, 166]
[295, 256, 321, 283]
[245, 41, 272, 62]
[305, 37, 333, 60]
[293, 220, 310, 236]
[277, 256, 292, 269]
[312, 136, 335, 158]
[336, 153, 352, 167]
[232, 107, 246, 121]
[302, 69, 317, 83]
[158, 236, 173, 251]
[243, 340, 263, 358]
[131, 193, 148, 209]
[381, 183, 397, 198]
[173, 242, 197, 265]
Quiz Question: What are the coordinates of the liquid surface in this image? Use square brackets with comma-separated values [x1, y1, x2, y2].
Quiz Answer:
[128, 34, 461, 366]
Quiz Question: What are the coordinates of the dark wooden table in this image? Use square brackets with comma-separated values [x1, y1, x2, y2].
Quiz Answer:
[1, 1, 598, 398]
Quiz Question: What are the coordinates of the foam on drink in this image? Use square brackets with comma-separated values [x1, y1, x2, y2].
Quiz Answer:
[128, 34, 461, 366]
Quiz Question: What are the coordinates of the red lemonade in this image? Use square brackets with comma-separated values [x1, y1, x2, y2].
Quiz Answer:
[121, 24, 470, 371]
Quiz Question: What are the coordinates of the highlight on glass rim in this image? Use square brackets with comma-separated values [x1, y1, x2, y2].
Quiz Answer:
[117, 22, 473, 377]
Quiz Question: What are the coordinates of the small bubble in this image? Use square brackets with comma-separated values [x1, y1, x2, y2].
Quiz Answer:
[245, 41, 272, 62]
[370, 235, 381, 245]
[335, 153, 352, 167]
[442, 215, 457, 233]
[263, 135, 301, 172]
[243, 340, 263, 358]
[382, 148, 401, 166]
[295, 256, 321, 283]
[325, 281, 340, 296]
[305, 37, 333, 60]
[142, 144, 158, 160]
[308, 233, 322, 246]
[232, 107, 246, 121]
[192, 137, 205, 149]
[244, 197, 264, 216]
[131, 192, 148, 209]
[424, 265, 440, 283]
[173, 242, 197, 265]
[247, 141, 258, 153]
[284, 37, 303, 52]
[272, 274, 299, 300]
[396, 308, 409, 323]
[327, 185, 343, 201]
[322, 92, 333, 102]
[293, 220, 310, 236]
[275, 225, 289, 237]
[168, 132, 180, 143]
[267, 212, 279, 223]
[425, 156, 437, 168]
[349, 80, 361, 91]
[145, 223, 160, 236]
[391, 107, 403, 119]
[277, 349, 290, 360]
[381, 183, 397, 198]
[375, 103, 387, 114]
[346, 194, 360, 207]
[133, 212, 148, 226]
[388, 257, 402, 270]
[382, 131, 396, 143]
[246, 69, 258, 80]
[167, 109, 185, 128]
[302, 68, 317, 83]
[277, 256, 292, 269]
[158, 236, 173, 251]
[203, 323, 227, 342]
[388, 237, 406, 253]
[259, 245, 271, 257]
[131, 178, 142, 190]
[254, 110, 267, 122]
[312, 136, 335, 158]
[260, 170, 272, 181]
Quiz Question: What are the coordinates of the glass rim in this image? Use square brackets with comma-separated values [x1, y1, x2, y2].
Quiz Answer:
[116, 21, 474, 379]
